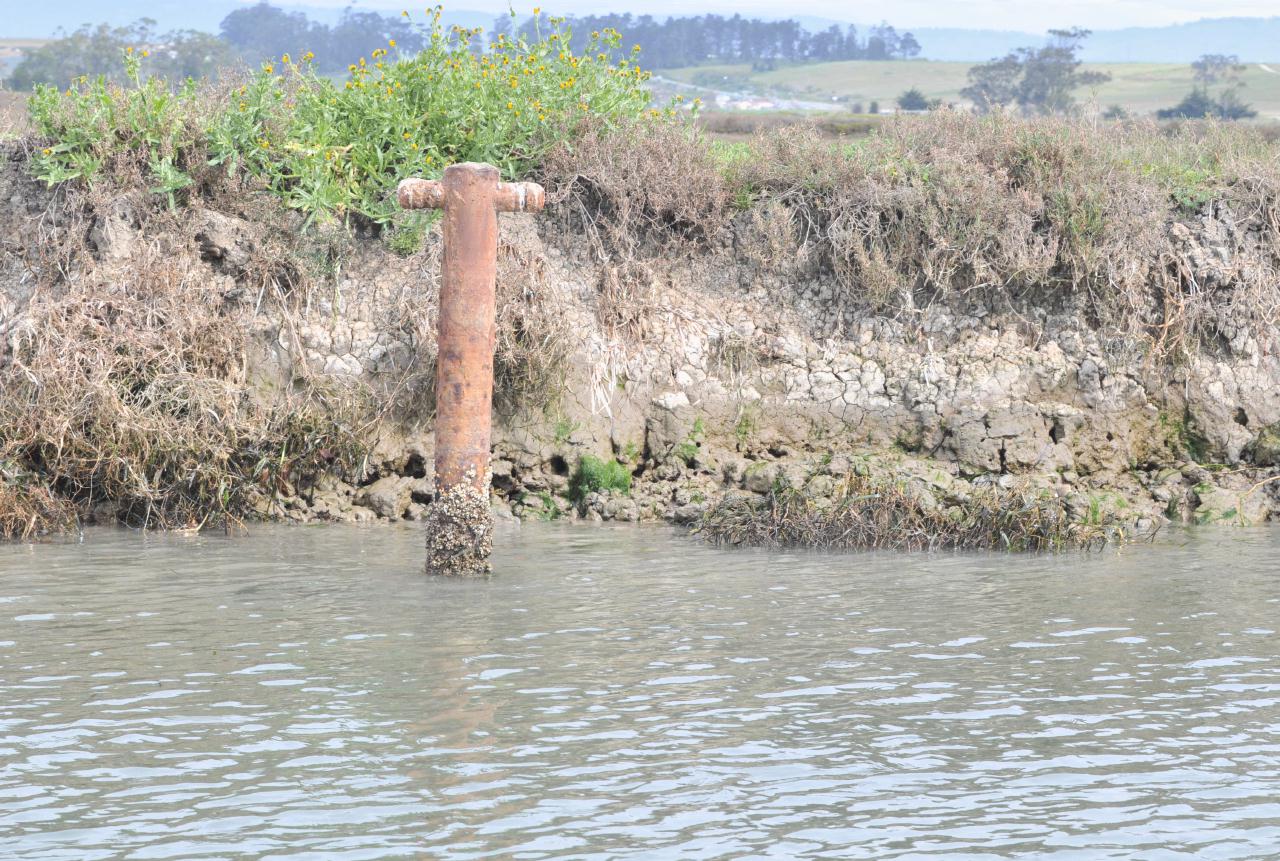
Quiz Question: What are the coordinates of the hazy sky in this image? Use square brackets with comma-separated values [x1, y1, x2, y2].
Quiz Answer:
[313, 0, 1280, 31]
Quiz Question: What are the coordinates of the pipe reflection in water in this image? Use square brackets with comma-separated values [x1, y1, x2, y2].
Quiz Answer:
[1, 524, 1278, 858]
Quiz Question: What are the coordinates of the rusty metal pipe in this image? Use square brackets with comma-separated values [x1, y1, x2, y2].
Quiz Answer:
[398, 163, 545, 576]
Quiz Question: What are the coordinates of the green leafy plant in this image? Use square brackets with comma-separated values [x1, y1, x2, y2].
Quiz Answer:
[568, 454, 631, 501]
[29, 48, 206, 205]
[29, 9, 665, 234]
[552, 415, 580, 444]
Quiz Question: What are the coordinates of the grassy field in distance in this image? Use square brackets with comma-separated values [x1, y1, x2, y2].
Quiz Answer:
[664, 60, 1280, 119]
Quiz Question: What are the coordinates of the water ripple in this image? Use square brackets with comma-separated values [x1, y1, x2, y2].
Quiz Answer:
[1, 524, 1278, 858]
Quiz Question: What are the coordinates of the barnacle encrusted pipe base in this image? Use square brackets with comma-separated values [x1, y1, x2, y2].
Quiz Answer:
[424, 467, 494, 577]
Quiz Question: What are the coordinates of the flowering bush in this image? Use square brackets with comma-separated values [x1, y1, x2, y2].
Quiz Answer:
[29, 8, 670, 234]
[28, 48, 209, 207]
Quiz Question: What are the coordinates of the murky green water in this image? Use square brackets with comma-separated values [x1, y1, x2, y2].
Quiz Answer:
[2, 524, 1279, 859]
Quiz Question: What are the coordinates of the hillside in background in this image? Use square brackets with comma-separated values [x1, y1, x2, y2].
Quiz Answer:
[909, 18, 1280, 62]
[667, 60, 1280, 120]
[1079, 17, 1280, 63]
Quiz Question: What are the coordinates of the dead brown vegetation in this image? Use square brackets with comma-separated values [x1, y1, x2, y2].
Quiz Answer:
[540, 118, 732, 338]
[0, 183, 369, 538]
[740, 116, 1280, 357]
[0, 90, 26, 138]
[0, 144, 571, 538]
[697, 474, 1122, 552]
[695, 109, 881, 140]
[546, 113, 1280, 359]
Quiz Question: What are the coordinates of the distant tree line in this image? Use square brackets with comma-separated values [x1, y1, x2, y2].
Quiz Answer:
[218, 3, 426, 74]
[5, 5, 1259, 124]
[6, 21, 231, 90]
[5, 3, 429, 87]
[500, 14, 921, 68]
[961, 28, 1110, 116]
[6, 5, 923, 91]
[1157, 54, 1257, 120]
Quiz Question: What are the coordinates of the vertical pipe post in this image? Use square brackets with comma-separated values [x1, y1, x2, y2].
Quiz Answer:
[397, 163, 544, 576]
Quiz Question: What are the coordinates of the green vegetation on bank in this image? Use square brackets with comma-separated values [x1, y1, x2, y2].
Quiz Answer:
[27, 11, 659, 231]
[24, 35, 1278, 350]
[569, 455, 632, 502]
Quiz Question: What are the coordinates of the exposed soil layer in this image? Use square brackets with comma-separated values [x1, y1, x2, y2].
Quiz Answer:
[2, 129, 1278, 545]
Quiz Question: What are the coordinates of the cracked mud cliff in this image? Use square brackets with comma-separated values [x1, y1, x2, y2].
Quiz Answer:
[2, 115, 1279, 546]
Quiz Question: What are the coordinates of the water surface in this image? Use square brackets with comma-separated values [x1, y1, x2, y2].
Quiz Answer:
[2, 524, 1279, 859]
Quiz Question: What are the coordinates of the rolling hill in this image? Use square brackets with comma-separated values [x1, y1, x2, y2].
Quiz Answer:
[667, 60, 1280, 121]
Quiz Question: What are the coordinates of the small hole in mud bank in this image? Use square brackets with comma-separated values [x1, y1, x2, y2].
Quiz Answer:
[549, 455, 569, 476]
[1105, 432, 1114, 442]
[1049, 421, 1064, 444]
[1235, 408, 1249, 427]
[405, 453, 427, 479]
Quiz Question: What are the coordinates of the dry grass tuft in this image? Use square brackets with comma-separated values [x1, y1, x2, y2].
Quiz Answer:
[376, 228, 575, 420]
[0, 90, 27, 139]
[735, 114, 1280, 355]
[556, 112, 1280, 359]
[697, 474, 1122, 553]
[0, 181, 370, 537]
[542, 117, 731, 257]
[494, 238, 575, 413]
[541, 118, 731, 338]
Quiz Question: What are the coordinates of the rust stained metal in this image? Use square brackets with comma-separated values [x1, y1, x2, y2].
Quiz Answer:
[398, 163, 544, 570]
